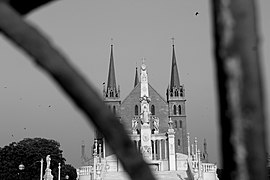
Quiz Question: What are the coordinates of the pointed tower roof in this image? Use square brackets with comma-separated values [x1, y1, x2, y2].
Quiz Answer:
[170, 44, 181, 89]
[107, 44, 117, 90]
[134, 66, 139, 87]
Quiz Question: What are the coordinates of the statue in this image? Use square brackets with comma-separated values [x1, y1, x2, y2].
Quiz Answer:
[46, 155, 51, 170]
[168, 118, 173, 129]
[132, 118, 138, 133]
[153, 117, 159, 132]
[141, 106, 150, 124]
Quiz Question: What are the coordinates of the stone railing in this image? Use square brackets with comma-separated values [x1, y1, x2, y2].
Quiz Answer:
[78, 165, 93, 175]
[202, 163, 217, 173]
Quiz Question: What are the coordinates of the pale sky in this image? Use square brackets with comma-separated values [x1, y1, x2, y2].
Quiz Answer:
[0, 0, 269, 168]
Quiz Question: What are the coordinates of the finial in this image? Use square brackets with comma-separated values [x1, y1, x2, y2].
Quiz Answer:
[110, 38, 114, 46]
[171, 37, 175, 46]
[142, 57, 146, 64]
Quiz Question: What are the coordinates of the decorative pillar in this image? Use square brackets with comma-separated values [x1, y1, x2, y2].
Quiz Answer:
[168, 118, 176, 170]
[153, 140, 156, 160]
[159, 140, 162, 160]
[195, 137, 198, 161]
[58, 163, 61, 180]
[164, 139, 167, 160]
[187, 133, 191, 159]
[103, 138, 106, 158]
[93, 139, 98, 180]
[198, 149, 203, 180]
[40, 158, 43, 180]
[191, 144, 194, 159]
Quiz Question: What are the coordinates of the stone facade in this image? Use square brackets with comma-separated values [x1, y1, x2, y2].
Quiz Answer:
[78, 43, 218, 180]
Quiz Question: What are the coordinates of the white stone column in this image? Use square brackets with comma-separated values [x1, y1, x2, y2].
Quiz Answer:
[164, 139, 167, 160]
[40, 159, 43, 180]
[187, 133, 191, 159]
[58, 163, 61, 180]
[168, 130, 176, 170]
[159, 140, 162, 160]
[195, 137, 198, 161]
[153, 140, 156, 160]
[103, 138, 106, 158]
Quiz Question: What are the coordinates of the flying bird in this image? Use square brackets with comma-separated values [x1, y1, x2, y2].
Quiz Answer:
[195, 12, 199, 16]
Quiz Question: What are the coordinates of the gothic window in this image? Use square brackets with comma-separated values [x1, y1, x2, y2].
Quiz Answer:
[178, 139, 180, 146]
[178, 105, 182, 115]
[113, 106, 116, 114]
[110, 90, 114, 97]
[173, 105, 177, 115]
[180, 88, 184, 97]
[175, 90, 179, 97]
[135, 105, 139, 115]
[151, 105, 155, 115]
[179, 120, 182, 128]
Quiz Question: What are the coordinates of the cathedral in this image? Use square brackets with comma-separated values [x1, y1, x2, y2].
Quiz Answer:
[77, 43, 219, 180]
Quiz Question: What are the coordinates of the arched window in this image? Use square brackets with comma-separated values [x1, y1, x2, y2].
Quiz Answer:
[135, 105, 139, 115]
[173, 105, 177, 115]
[175, 90, 179, 97]
[113, 106, 116, 114]
[110, 91, 114, 97]
[151, 105, 155, 115]
[178, 139, 181, 146]
[179, 120, 182, 128]
[175, 120, 178, 128]
[178, 105, 182, 115]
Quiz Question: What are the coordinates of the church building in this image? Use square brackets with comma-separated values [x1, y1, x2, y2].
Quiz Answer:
[78, 42, 218, 180]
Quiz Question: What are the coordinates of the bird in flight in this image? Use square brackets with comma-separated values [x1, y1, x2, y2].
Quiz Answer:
[195, 12, 199, 16]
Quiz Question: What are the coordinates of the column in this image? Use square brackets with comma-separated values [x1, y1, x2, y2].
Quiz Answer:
[187, 133, 191, 159]
[103, 138, 106, 158]
[159, 140, 162, 160]
[168, 130, 176, 170]
[164, 139, 167, 160]
[153, 140, 156, 160]
[195, 137, 198, 161]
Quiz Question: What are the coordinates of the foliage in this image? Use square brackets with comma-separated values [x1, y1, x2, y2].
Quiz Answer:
[61, 164, 77, 180]
[216, 168, 224, 180]
[0, 138, 76, 180]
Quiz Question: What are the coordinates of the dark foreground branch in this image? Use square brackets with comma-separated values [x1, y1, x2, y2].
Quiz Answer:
[0, 2, 155, 180]
[211, 0, 267, 179]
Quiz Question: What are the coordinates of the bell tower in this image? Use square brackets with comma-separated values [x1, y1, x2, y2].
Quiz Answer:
[95, 42, 121, 157]
[167, 40, 187, 154]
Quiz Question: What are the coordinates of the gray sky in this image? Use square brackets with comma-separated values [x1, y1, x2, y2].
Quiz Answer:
[0, 0, 269, 168]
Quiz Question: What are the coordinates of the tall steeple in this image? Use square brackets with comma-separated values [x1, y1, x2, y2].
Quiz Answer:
[107, 44, 117, 91]
[134, 66, 139, 87]
[100, 41, 121, 157]
[167, 39, 187, 155]
[104, 42, 120, 99]
[170, 41, 180, 89]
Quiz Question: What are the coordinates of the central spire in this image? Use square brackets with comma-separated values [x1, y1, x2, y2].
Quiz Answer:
[170, 41, 181, 89]
[140, 60, 150, 124]
[107, 44, 117, 90]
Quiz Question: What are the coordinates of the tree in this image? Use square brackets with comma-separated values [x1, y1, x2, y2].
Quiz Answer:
[61, 164, 77, 180]
[0, 138, 76, 180]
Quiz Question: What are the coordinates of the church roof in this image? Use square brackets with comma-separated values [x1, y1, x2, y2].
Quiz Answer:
[170, 45, 181, 89]
[134, 67, 139, 87]
[107, 44, 117, 90]
[121, 83, 167, 105]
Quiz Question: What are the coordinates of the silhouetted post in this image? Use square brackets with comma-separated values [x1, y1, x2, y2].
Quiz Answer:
[211, 0, 267, 179]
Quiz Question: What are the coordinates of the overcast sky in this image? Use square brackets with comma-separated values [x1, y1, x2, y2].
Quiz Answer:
[0, 0, 269, 168]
